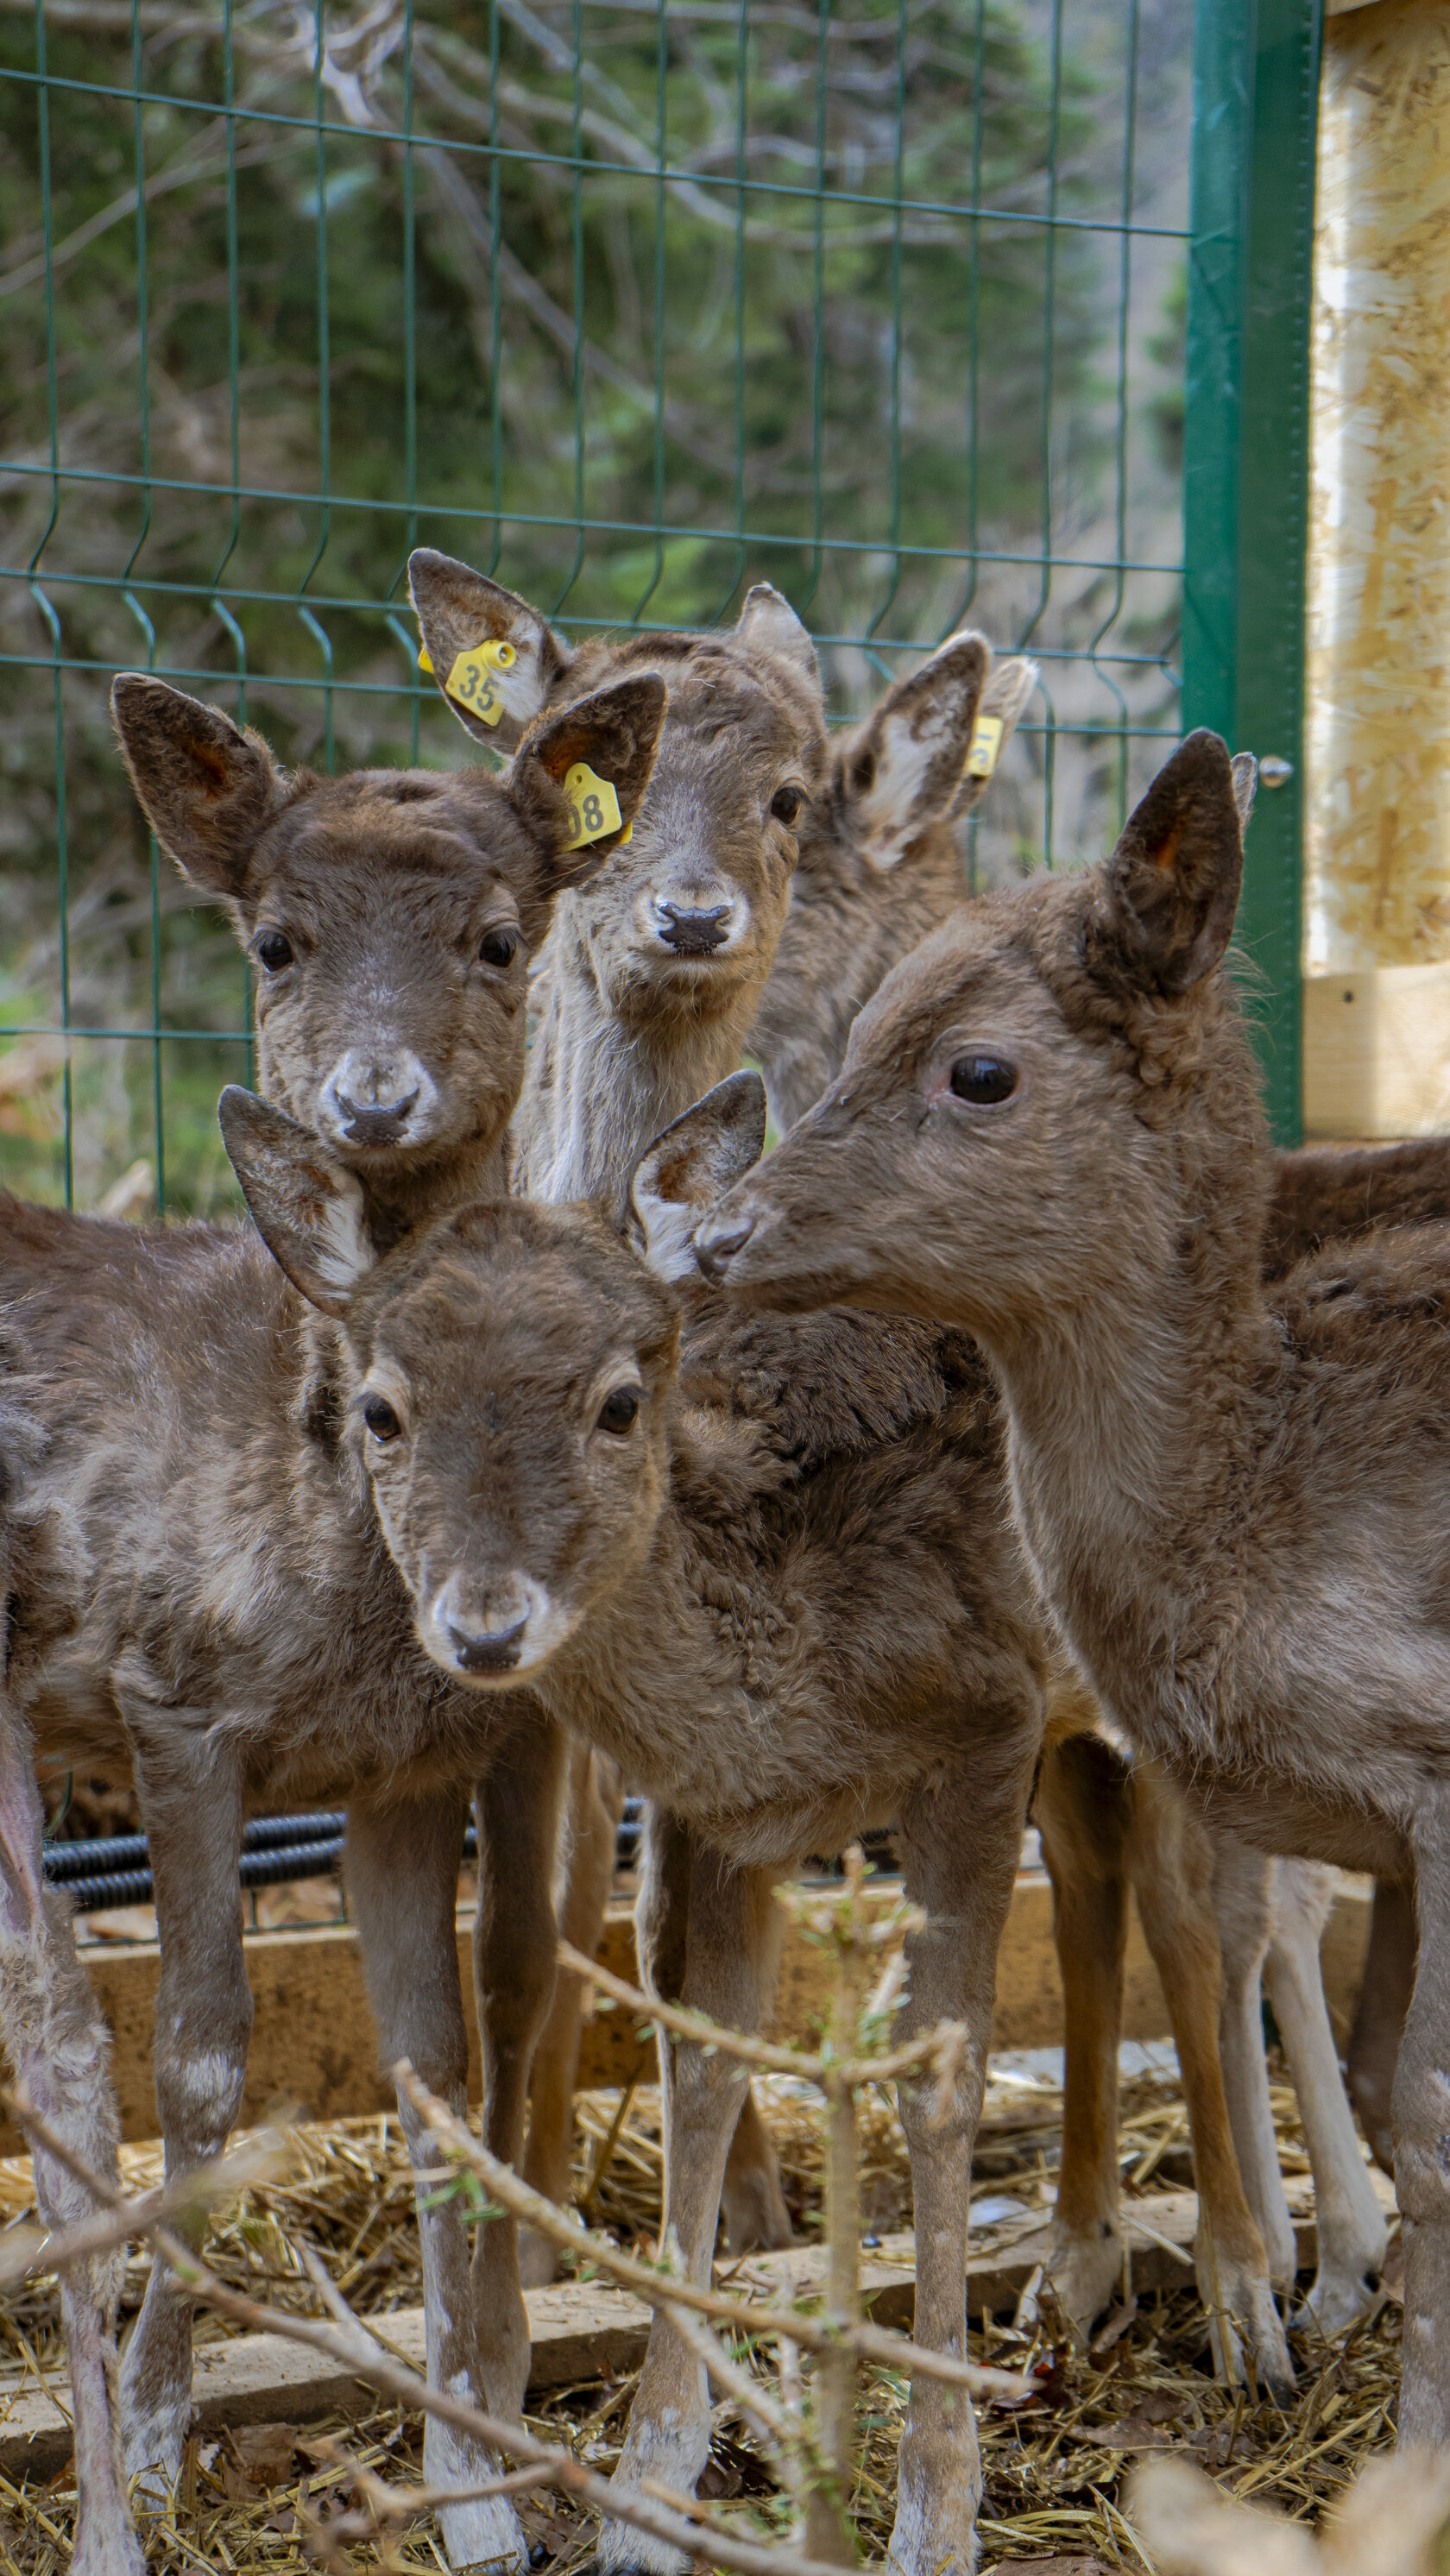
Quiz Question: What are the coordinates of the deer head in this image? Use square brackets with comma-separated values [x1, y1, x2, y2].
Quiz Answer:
[408, 551, 828, 1036]
[695, 731, 1260, 1337]
[113, 670, 665, 1185]
[220, 1075, 765, 1683]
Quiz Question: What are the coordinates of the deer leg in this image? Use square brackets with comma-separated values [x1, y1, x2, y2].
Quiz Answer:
[1212, 1833, 1299, 2291]
[119, 1726, 253, 2502]
[471, 1714, 568, 2415]
[0, 1710, 143, 2576]
[889, 1736, 1034, 2576]
[1264, 1859, 1388, 2331]
[600, 1840, 779, 2576]
[721, 2082, 794, 2253]
[1396, 1790, 1450, 2446]
[347, 1787, 526, 2574]
[1033, 1730, 1132, 2335]
[1130, 1775, 1294, 2397]
[1348, 1876, 1415, 2177]
[520, 1739, 622, 2283]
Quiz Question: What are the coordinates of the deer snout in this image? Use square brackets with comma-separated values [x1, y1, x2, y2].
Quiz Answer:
[651, 896, 737, 955]
[693, 1209, 756, 1282]
[426, 1570, 557, 1682]
[319, 1049, 439, 1150]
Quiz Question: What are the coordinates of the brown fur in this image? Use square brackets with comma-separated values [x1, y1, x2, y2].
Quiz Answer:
[699, 731, 1450, 2443]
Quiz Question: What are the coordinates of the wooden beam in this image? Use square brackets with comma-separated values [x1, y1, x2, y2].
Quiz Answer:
[0, 1870, 1372, 2156]
[0, 2170, 1395, 2485]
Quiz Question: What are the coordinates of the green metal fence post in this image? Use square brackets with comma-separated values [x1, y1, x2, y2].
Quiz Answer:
[1183, 0, 1321, 1145]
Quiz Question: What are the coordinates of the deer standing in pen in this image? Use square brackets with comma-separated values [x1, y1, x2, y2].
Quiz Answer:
[0, 668, 665, 2576]
[697, 726, 1450, 2451]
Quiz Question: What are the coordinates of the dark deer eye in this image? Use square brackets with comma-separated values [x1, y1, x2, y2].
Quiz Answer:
[479, 927, 518, 969]
[362, 1395, 402, 1442]
[949, 1055, 1018, 1105]
[596, 1385, 640, 1435]
[770, 785, 804, 828]
[255, 929, 293, 972]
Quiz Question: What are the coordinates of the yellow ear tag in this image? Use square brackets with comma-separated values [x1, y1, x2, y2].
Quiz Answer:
[444, 637, 519, 726]
[561, 762, 624, 850]
[417, 644, 434, 675]
[966, 713, 1005, 779]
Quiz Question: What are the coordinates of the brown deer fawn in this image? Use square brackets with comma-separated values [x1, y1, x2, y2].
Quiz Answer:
[222, 1068, 1047, 2576]
[697, 727, 1450, 2449]
[0, 667, 665, 2575]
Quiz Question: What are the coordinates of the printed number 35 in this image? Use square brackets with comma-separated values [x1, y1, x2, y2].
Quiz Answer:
[457, 664, 499, 715]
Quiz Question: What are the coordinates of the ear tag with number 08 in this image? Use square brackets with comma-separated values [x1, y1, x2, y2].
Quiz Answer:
[444, 637, 519, 727]
[965, 713, 1004, 780]
[561, 762, 624, 851]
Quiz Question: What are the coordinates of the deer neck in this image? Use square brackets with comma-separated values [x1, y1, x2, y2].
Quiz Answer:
[980, 1200, 1283, 1770]
[515, 909, 761, 1205]
[354, 1133, 511, 1256]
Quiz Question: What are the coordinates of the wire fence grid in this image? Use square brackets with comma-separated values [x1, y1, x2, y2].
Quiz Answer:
[0, 0, 1195, 1216]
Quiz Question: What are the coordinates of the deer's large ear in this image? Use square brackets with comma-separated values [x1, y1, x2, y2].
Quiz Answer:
[1231, 752, 1258, 835]
[508, 675, 667, 898]
[219, 1087, 377, 1319]
[112, 676, 286, 898]
[949, 655, 1039, 819]
[735, 584, 819, 689]
[629, 1073, 767, 1283]
[408, 551, 570, 750]
[837, 632, 991, 872]
[1098, 730, 1245, 997]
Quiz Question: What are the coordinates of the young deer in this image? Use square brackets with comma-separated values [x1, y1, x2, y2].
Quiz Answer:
[743, 677, 1422, 2349]
[224, 1068, 1046, 2576]
[0, 669, 664, 2575]
[697, 728, 1450, 2447]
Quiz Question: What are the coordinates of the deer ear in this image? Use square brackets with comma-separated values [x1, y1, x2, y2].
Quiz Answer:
[508, 675, 667, 898]
[949, 655, 1038, 820]
[408, 551, 570, 749]
[1231, 752, 1258, 835]
[218, 1087, 377, 1318]
[112, 676, 286, 898]
[734, 584, 819, 688]
[1099, 730, 1245, 998]
[837, 632, 992, 872]
[629, 1073, 767, 1283]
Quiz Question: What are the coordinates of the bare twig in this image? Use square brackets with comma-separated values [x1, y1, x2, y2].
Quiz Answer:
[0, 2095, 285, 2287]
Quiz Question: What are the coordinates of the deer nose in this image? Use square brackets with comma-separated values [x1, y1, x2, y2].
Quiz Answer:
[654, 901, 733, 954]
[694, 1213, 756, 1282]
[337, 1089, 419, 1147]
[449, 1616, 528, 1674]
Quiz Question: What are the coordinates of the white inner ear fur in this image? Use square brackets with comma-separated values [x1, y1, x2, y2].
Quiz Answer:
[859, 697, 971, 872]
[1231, 751, 1258, 835]
[310, 1164, 375, 1294]
[630, 1168, 704, 1284]
[490, 649, 552, 728]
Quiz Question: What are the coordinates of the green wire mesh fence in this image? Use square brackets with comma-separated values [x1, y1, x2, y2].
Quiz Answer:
[1, 0, 1194, 1215]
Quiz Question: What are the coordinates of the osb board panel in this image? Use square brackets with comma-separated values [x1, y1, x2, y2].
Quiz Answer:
[3, 2176, 1393, 2483]
[0, 1875, 1371, 2154]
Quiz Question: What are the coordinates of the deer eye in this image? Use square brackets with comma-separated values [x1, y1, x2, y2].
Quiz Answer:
[596, 1385, 640, 1435]
[949, 1055, 1018, 1105]
[255, 929, 293, 973]
[770, 784, 804, 828]
[363, 1395, 402, 1442]
[479, 926, 518, 969]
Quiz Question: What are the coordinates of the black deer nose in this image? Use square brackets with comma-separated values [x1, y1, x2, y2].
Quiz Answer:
[337, 1090, 419, 1146]
[449, 1616, 528, 1673]
[694, 1215, 755, 1282]
[656, 903, 732, 955]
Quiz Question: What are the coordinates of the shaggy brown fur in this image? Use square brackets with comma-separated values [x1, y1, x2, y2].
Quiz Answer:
[228, 1076, 1046, 2576]
[699, 729, 1450, 2446]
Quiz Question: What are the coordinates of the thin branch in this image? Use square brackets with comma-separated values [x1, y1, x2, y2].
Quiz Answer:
[0, 2100, 285, 2289]
[395, 2061, 1030, 2400]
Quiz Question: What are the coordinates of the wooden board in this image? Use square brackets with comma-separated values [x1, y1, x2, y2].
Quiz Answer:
[0, 2170, 1396, 2485]
[0, 1872, 1373, 2156]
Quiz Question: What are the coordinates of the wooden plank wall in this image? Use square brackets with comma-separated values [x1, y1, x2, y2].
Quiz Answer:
[0, 1872, 1374, 2157]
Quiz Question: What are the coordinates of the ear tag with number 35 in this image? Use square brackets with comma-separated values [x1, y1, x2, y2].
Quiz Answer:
[444, 637, 519, 727]
[965, 713, 1004, 780]
[561, 762, 625, 851]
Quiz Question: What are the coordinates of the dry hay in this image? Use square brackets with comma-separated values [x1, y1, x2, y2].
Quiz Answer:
[0, 2050, 1404, 2573]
